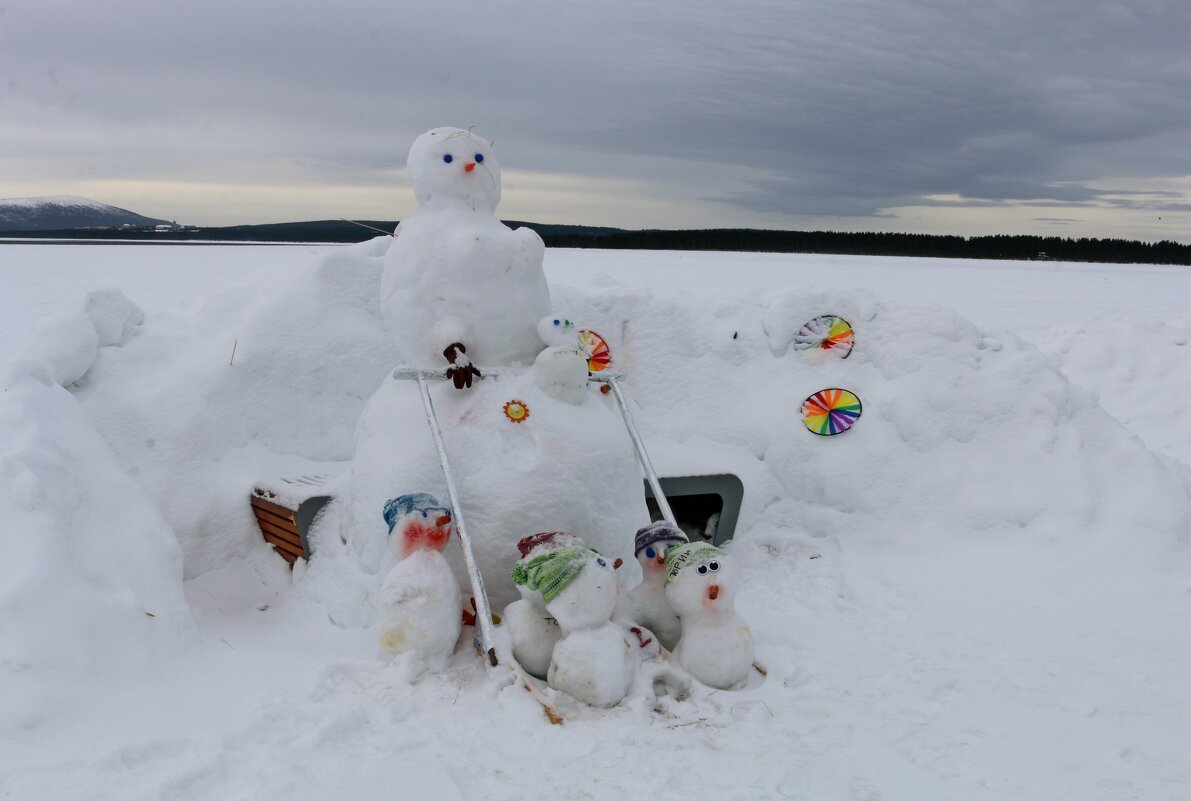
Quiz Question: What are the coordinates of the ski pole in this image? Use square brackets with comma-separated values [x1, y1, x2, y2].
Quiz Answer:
[405, 370, 499, 665]
[586, 372, 677, 526]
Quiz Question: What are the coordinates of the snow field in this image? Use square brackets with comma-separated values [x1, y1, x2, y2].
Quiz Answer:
[0, 241, 1189, 800]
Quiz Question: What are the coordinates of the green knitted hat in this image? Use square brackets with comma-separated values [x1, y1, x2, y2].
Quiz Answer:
[511, 545, 595, 605]
[664, 542, 725, 585]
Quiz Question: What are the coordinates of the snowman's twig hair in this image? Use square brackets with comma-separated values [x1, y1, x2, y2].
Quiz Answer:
[339, 218, 395, 237]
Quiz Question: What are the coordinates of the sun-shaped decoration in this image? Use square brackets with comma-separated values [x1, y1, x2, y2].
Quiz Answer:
[503, 399, 531, 423]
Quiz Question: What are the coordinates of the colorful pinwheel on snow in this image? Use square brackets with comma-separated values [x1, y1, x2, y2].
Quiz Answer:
[801, 388, 862, 436]
[793, 315, 855, 359]
[503, 400, 530, 424]
[578, 329, 612, 372]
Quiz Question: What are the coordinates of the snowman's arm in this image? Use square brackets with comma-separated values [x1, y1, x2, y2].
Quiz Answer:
[618, 620, 662, 658]
[511, 226, 546, 263]
[425, 316, 473, 360]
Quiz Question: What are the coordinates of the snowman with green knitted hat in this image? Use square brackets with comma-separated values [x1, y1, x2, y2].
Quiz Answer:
[664, 542, 754, 690]
[513, 544, 635, 707]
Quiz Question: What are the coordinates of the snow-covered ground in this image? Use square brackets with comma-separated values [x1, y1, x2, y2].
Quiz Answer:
[2, 242, 1189, 800]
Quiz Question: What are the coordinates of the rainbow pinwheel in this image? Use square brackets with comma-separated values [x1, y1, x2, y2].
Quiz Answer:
[802, 388, 862, 436]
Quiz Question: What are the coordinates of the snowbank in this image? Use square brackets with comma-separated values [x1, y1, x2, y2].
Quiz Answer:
[0, 290, 193, 730]
[3, 243, 1190, 800]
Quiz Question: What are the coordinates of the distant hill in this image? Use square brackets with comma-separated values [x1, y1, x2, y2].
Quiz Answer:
[0, 196, 171, 231]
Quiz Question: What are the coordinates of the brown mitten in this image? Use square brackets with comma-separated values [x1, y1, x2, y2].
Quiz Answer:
[443, 342, 482, 389]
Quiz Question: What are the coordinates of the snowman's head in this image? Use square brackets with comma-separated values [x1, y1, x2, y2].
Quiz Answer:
[383, 492, 453, 560]
[537, 315, 579, 348]
[663, 543, 736, 618]
[545, 552, 619, 631]
[512, 546, 621, 630]
[407, 127, 500, 212]
[634, 521, 689, 580]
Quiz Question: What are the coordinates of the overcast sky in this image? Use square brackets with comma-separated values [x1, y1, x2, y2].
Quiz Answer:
[2, 0, 1189, 241]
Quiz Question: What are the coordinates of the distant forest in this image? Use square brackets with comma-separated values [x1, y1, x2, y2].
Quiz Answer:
[5, 220, 1190, 265]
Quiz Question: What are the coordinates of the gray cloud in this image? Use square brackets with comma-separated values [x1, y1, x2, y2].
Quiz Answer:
[1, 0, 1189, 237]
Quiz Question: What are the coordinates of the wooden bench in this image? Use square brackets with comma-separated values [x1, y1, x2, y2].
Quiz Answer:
[250, 472, 342, 567]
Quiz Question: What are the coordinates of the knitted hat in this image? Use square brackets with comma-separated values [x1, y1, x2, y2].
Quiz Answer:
[634, 521, 688, 556]
[511, 545, 596, 605]
[664, 542, 725, 585]
[382, 492, 449, 534]
[517, 531, 583, 559]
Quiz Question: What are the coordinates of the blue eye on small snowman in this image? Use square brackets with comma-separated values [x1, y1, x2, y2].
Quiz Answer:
[553, 319, 560, 325]
[421, 510, 428, 518]
[645, 547, 655, 559]
[443, 154, 453, 163]
[596, 557, 607, 567]
[475, 153, 484, 163]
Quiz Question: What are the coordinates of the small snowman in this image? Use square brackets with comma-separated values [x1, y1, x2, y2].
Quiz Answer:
[664, 542, 754, 690]
[513, 546, 634, 707]
[533, 315, 589, 404]
[620, 521, 689, 652]
[503, 531, 583, 679]
[376, 493, 462, 667]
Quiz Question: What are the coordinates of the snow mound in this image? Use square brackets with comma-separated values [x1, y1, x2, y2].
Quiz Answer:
[0, 289, 192, 730]
[1038, 315, 1191, 469]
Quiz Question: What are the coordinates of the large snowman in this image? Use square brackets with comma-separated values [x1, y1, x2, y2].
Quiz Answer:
[342, 127, 648, 611]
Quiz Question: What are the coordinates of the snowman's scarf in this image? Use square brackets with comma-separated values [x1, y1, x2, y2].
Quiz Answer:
[511, 546, 595, 605]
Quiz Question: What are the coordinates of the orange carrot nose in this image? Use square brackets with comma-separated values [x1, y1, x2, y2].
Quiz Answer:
[436, 514, 452, 527]
[465, 162, 476, 172]
[656, 554, 666, 565]
[613, 557, 623, 570]
[708, 584, 720, 600]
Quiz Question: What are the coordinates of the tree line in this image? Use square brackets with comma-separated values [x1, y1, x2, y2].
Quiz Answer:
[5, 221, 1189, 265]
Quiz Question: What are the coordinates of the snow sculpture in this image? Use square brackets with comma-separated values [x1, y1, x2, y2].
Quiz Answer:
[514, 546, 635, 707]
[664, 542, 753, 690]
[380, 127, 551, 377]
[341, 128, 648, 613]
[376, 493, 462, 666]
[503, 531, 582, 678]
[619, 521, 689, 651]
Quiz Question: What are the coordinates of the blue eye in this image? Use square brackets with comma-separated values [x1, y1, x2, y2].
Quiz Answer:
[645, 547, 655, 559]
[475, 153, 484, 163]
[553, 319, 560, 325]
[421, 510, 428, 518]
[596, 557, 607, 567]
[443, 154, 453, 163]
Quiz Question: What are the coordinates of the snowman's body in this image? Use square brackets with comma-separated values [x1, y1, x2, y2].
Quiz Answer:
[505, 587, 562, 678]
[380, 128, 550, 366]
[342, 128, 646, 611]
[625, 577, 683, 652]
[666, 548, 753, 690]
[545, 554, 634, 707]
[377, 549, 461, 663]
